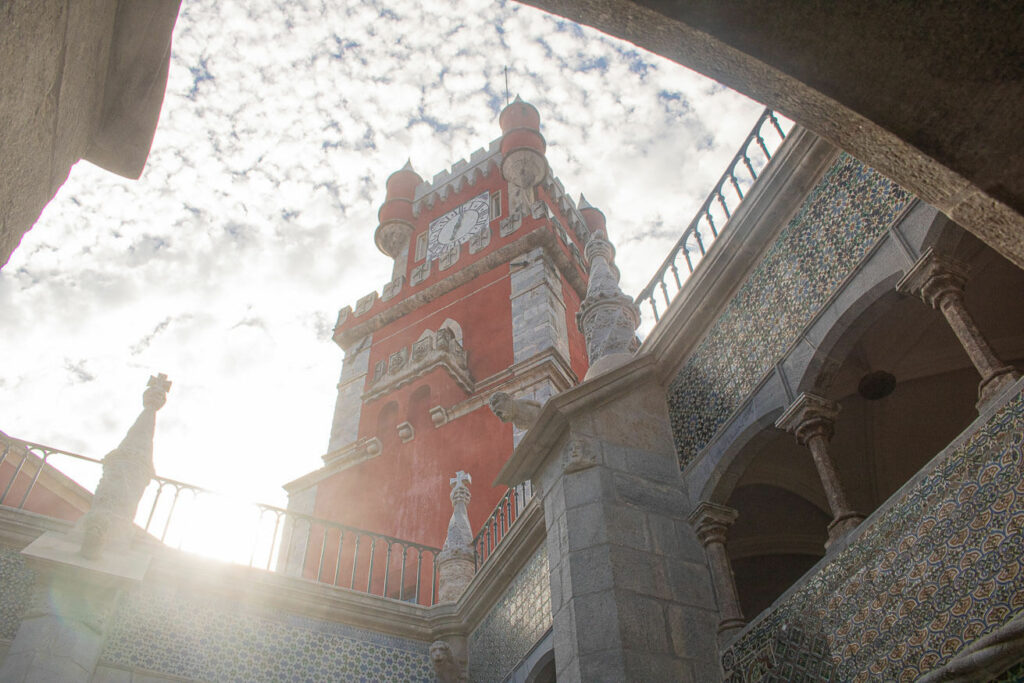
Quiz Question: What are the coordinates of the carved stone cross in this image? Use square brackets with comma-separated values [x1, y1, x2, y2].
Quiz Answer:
[450, 470, 472, 488]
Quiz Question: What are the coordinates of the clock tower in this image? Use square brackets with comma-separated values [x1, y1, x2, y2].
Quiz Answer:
[285, 97, 603, 559]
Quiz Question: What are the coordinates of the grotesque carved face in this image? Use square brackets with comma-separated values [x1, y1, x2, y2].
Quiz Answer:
[489, 392, 513, 421]
[430, 640, 453, 665]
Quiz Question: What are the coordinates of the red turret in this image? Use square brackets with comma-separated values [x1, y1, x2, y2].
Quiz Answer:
[375, 160, 422, 257]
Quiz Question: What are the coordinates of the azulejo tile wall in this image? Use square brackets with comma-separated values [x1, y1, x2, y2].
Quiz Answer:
[667, 153, 912, 468]
[0, 546, 33, 640]
[101, 583, 434, 682]
[468, 543, 551, 682]
[723, 386, 1024, 682]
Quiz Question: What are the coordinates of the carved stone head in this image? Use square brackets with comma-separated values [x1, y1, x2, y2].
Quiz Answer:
[489, 391, 513, 422]
[430, 640, 454, 666]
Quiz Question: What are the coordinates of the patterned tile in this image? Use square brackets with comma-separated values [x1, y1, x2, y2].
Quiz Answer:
[668, 153, 912, 468]
[723, 386, 1024, 681]
[468, 544, 552, 682]
[0, 546, 34, 640]
[101, 583, 435, 682]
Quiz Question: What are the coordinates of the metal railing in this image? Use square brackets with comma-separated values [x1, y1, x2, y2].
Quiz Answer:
[0, 434, 441, 605]
[635, 109, 790, 323]
[473, 481, 532, 569]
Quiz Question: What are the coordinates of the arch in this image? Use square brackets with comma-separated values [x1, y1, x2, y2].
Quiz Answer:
[375, 400, 400, 449]
[439, 318, 463, 346]
[794, 274, 904, 395]
[407, 384, 433, 432]
[699, 406, 785, 505]
[524, 648, 555, 683]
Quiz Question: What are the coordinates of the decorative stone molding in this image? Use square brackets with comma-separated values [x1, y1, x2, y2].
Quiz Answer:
[776, 393, 864, 546]
[576, 233, 641, 379]
[79, 374, 171, 560]
[381, 276, 404, 302]
[354, 292, 378, 316]
[396, 422, 414, 443]
[488, 391, 542, 430]
[410, 260, 431, 286]
[363, 327, 473, 401]
[321, 437, 383, 470]
[897, 247, 1021, 409]
[439, 243, 460, 271]
[429, 406, 448, 427]
[688, 501, 745, 636]
[499, 213, 522, 237]
[437, 471, 475, 603]
[467, 224, 491, 254]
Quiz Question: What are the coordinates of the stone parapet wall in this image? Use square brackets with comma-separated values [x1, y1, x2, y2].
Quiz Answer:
[667, 153, 912, 468]
[722, 382, 1024, 681]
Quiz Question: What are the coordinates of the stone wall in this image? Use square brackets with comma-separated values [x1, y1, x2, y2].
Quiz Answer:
[722, 382, 1024, 681]
[468, 543, 552, 682]
[667, 153, 912, 468]
[99, 581, 434, 682]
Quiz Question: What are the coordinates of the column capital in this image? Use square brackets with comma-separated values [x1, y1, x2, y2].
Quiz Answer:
[896, 247, 969, 309]
[775, 392, 840, 445]
[688, 501, 739, 546]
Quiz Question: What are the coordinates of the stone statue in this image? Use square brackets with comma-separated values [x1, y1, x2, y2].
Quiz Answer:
[488, 391, 542, 430]
[78, 374, 170, 560]
[430, 639, 468, 683]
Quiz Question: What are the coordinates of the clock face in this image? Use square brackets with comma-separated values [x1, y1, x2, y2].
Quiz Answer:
[427, 192, 490, 260]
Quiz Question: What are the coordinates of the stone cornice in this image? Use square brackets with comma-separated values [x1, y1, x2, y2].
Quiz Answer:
[497, 127, 841, 487]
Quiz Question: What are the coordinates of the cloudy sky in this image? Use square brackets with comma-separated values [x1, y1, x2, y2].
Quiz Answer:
[1, 0, 765, 510]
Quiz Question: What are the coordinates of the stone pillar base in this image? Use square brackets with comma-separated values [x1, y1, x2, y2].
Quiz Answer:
[825, 511, 865, 548]
[977, 367, 1022, 411]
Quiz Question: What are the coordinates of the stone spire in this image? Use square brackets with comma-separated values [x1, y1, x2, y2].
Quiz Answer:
[576, 231, 641, 379]
[79, 373, 171, 560]
[436, 471, 475, 603]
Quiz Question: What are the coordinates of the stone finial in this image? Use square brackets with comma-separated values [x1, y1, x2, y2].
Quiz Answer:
[576, 232, 641, 379]
[488, 391, 542, 430]
[79, 374, 171, 560]
[437, 471, 475, 602]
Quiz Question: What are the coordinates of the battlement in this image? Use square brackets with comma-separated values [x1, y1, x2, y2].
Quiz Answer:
[412, 138, 503, 214]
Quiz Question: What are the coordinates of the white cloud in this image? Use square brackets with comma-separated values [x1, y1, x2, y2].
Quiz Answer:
[0, 0, 764, 507]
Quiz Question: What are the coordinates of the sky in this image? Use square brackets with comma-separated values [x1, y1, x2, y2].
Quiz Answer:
[0, 0, 766, 512]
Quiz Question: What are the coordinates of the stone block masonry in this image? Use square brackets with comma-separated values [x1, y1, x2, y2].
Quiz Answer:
[511, 248, 570, 366]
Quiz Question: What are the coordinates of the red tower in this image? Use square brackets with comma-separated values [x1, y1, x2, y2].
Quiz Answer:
[285, 98, 598, 560]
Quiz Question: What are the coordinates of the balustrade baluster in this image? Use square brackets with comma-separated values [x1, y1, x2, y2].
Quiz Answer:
[660, 280, 671, 307]
[398, 545, 407, 601]
[742, 154, 756, 179]
[382, 541, 394, 596]
[415, 549, 423, 603]
[266, 512, 282, 570]
[366, 538, 376, 593]
[350, 534, 361, 588]
[649, 296, 660, 322]
[670, 263, 682, 289]
[729, 173, 744, 200]
[769, 111, 785, 139]
[717, 190, 731, 219]
[316, 527, 329, 581]
[0, 451, 28, 505]
[755, 133, 770, 158]
[694, 230, 706, 256]
[160, 486, 184, 543]
[333, 530, 345, 585]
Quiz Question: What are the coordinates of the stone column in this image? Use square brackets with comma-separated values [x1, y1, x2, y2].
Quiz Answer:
[436, 471, 475, 603]
[688, 502, 745, 638]
[776, 393, 864, 547]
[519, 383, 721, 682]
[897, 247, 1021, 410]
